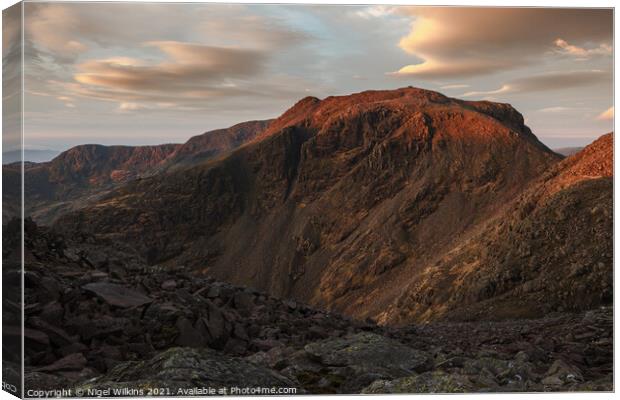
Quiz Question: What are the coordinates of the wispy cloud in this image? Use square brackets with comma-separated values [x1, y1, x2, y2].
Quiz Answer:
[538, 106, 573, 113]
[439, 84, 470, 90]
[462, 70, 610, 98]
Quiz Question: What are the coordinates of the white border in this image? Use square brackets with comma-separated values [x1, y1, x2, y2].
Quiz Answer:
[0, 1, 616, 400]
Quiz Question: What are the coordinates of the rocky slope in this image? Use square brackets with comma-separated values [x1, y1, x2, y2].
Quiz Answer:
[381, 133, 613, 324]
[55, 87, 565, 324]
[4, 220, 612, 394]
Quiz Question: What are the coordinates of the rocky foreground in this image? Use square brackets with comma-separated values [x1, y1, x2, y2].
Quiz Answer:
[3, 220, 612, 394]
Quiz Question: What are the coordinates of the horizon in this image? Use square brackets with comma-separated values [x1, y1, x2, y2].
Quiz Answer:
[3, 4, 614, 153]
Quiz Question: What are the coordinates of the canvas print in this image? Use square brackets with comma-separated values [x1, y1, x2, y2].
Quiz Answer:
[2, 2, 614, 397]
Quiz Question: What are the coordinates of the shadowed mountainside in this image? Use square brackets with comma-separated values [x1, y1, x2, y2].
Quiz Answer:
[54, 87, 601, 325]
[4, 120, 271, 224]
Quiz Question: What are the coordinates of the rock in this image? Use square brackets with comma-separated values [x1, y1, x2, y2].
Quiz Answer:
[542, 360, 583, 386]
[541, 375, 564, 386]
[28, 317, 77, 347]
[288, 332, 430, 393]
[35, 353, 87, 372]
[77, 347, 298, 392]
[304, 332, 429, 374]
[233, 323, 249, 341]
[143, 302, 183, 322]
[72, 316, 131, 341]
[57, 343, 89, 357]
[5, 326, 49, 347]
[363, 371, 475, 393]
[224, 338, 248, 355]
[233, 291, 255, 315]
[82, 282, 152, 308]
[307, 325, 329, 340]
[161, 280, 177, 291]
[39, 301, 64, 324]
[174, 317, 205, 348]
[25, 372, 69, 391]
[251, 339, 284, 352]
[205, 302, 229, 347]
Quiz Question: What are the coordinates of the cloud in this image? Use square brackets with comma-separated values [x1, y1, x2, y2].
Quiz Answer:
[554, 38, 612, 59]
[538, 107, 573, 113]
[68, 42, 268, 107]
[24, 3, 309, 62]
[462, 70, 610, 98]
[23, 3, 317, 113]
[439, 84, 470, 90]
[462, 85, 512, 98]
[597, 107, 614, 120]
[392, 8, 612, 78]
[355, 6, 396, 19]
[74, 42, 266, 93]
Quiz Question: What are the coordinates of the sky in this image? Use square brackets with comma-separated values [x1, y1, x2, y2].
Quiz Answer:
[3, 3, 614, 152]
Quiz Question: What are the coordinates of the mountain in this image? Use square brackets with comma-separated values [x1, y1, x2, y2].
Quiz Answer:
[5, 144, 180, 224]
[4, 121, 271, 225]
[55, 87, 575, 324]
[2, 149, 60, 164]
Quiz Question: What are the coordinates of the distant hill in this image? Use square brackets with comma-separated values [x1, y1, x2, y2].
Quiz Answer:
[2, 149, 60, 164]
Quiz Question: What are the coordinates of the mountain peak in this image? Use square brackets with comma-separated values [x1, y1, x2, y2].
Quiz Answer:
[257, 87, 542, 150]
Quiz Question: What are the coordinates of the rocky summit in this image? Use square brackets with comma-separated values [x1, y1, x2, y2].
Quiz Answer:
[4, 87, 613, 394]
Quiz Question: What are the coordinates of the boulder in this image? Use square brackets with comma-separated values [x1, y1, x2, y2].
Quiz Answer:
[82, 282, 152, 308]
[77, 347, 298, 393]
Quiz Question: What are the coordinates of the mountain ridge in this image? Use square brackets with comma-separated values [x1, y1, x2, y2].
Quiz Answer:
[4, 120, 272, 224]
